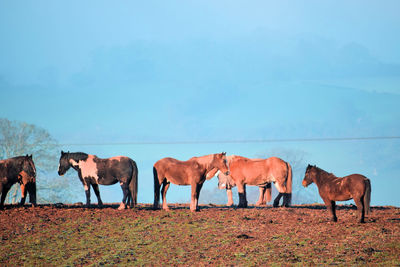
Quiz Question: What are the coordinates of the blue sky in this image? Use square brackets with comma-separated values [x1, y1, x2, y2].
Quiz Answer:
[1, 1, 399, 206]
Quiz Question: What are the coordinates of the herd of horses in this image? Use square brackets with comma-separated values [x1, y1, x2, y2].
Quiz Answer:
[0, 151, 371, 223]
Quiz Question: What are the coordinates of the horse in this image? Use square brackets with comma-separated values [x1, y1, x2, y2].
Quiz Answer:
[0, 155, 37, 209]
[216, 169, 272, 206]
[221, 155, 292, 208]
[302, 164, 371, 223]
[153, 152, 229, 212]
[205, 156, 272, 206]
[58, 151, 138, 210]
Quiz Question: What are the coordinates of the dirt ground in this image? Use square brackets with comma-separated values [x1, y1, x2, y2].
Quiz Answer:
[0, 203, 399, 266]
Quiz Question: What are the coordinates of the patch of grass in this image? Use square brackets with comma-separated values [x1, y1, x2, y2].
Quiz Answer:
[1, 206, 399, 265]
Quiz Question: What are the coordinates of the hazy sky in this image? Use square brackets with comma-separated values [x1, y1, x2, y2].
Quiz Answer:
[1, 1, 399, 206]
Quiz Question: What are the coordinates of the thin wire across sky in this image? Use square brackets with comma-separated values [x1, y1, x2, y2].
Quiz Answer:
[57, 136, 400, 146]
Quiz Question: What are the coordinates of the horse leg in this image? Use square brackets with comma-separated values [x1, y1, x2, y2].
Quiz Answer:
[323, 199, 337, 222]
[273, 193, 283, 208]
[226, 189, 234, 206]
[125, 193, 131, 208]
[161, 180, 170, 211]
[354, 196, 365, 223]
[92, 184, 103, 208]
[0, 184, 11, 209]
[283, 193, 292, 207]
[237, 183, 248, 208]
[84, 183, 91, 207]
[191, 182, 203, 212]
[117, 182, 130, 210]
[331, 201, 338, 222]
[19, 184, 27, 206]
[264, 183, 272, 203]
[256, 187, 266, 206]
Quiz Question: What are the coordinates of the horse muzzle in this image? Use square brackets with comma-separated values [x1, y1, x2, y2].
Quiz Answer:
[225, 171, 230, 175]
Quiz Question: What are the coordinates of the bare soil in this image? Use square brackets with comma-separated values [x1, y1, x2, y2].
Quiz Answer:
[0, 203, 399, 266]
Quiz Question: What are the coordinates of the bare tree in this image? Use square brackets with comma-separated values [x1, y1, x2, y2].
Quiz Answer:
[0, 118, 79, 203]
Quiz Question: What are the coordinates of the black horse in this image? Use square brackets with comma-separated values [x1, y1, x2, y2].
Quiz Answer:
[58, 151, 138, 209]
[0, 155, 37, 209]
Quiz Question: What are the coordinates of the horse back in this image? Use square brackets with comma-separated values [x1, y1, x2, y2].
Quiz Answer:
[95, 156, 134, 184]
[0, 159, 19, 185]
[154, 157, 203, 185]
[321, 174, 368, 201]
[230, 156, 287, 185]
[343, 174, 369, 194]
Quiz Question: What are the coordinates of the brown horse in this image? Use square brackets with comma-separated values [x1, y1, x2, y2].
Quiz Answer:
[222, 155, 292, 208]
[302, 165, 371, 223]
[216, 170, 272, 206]
[153, 152, 229, 212]
[207, 156, 273, 206]
[0, 155, 37, 209]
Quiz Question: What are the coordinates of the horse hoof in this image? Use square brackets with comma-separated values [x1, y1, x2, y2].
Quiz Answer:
[117, 203, 126, 210]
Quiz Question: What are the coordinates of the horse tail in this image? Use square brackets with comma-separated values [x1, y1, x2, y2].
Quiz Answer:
[283, 162, 292, 207]
[129, 159, 138, 208]
[153, 166, 160, 209]
[364, 178, 371, 215]
[263, 183, 272, 203]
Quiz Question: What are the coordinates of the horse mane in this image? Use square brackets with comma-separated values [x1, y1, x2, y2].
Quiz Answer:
[311, 165, 337, 180]
[190, 154, 214, 163]
[4, 156, 31, 165]
[67, 152, 89, 161]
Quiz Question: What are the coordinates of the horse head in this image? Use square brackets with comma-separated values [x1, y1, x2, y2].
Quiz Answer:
[217, 171, 236, 189]
[212, 152, 229, 176]
[302, 164, 316, 187]
[21, 154, 36, 179]
[58, 150, 72, 176]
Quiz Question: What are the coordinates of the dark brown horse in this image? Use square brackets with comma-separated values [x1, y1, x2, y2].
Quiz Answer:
[222, 156, 292, 208]
[58, 151, 138, 209]
[0, 155, 37, 209]
[153, 152, 229, 212]
[302, 165, 371, 223]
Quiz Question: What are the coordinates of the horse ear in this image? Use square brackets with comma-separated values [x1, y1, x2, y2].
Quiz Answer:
[61, 151, 65, 155]
[29, 154, 32, 159]
[222, 152, 226, 156]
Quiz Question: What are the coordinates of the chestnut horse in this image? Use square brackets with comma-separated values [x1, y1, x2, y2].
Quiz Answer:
[302, 165, 371, 223]
[153, 152, 229, 212]
[216, 169, 272, 206]
[58, 151, 138, 210]
[207, 156, 273, 206]
[0, 155, 37, 209]
[219, 155, 292, 208]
